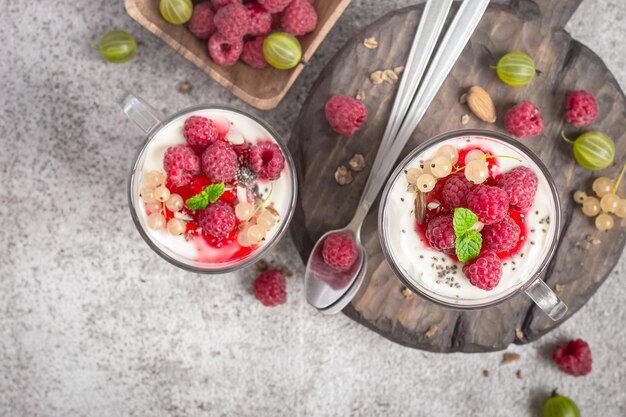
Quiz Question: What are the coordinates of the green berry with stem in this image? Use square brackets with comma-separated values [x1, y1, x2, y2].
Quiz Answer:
[494, 52, 536, 87]
[98, 30, 137, 63]
[562, 131, 615, 171]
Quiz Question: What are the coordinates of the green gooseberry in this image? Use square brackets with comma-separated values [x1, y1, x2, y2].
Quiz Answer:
[98, 30, 137, 63]
[160, 0, 193, 25]
[562, 131, 615, 171]
[543, 392, 580, 417]
[494, 52, 536, 87]
[263, 32, 302, 70]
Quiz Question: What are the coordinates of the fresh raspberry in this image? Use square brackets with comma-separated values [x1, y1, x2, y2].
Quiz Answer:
[183, 116, 218, 150]
[197, 200, 236, 239]
[325, 95, 368, 137]
[565, 90, 598, 127]
[253, 269, 287, 307]
[246, 3, 272, 36]
[504, 101, 544, 138]
[163, 145, 202, 187]
[425, 214, 455, 252]
[208, 33, 243, 66]
[322, 232, 358, 270]
[214, 3, 249, 40]
[241, 37, 268, 69]
[249, 141, 285, 180]
[462, 252, 502, 290]
[553, 339, 592, 376]
[202, 141, 238, 182]
[482, 216, 520, 252]
[497, 166, 538, 212]
[466, 185, 510, 225]
[211, 0, 242, 9]
[281, 0, 318, 36]
[442, 173, 476, 209]
[188, 2, 216, 40]
[257, 0, 291, 13]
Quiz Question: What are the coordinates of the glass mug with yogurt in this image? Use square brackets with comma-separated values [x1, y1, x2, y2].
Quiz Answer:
[121, 94, 297, 273]
[379, 129, 567, 320]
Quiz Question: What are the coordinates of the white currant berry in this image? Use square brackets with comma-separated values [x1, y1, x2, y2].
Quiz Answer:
[437, 145, 459, 164]
[257, 210, 277, 229]
[595, 213, 614, 231]
[145, 201, 162, 213]
[146, 170, 166, 187]
[592, 177, 613, 197]
[582, 196, 601, 217]
[464, 149, 485, 163]
[464, 160, 489, 184]
[247, 225, 266, 244]
[573, 190, 587, 205]
[167, 218, 186, 236]
[406, 168, 422, 184]
[140, 185, 157, 203]
[430, 155, 453, 178]
[147, 213, 166, 230]
[416, 174, 436, 192]
[154, 186, 171, 202]
[235, 202, 255, 221]
[165, 194, 184, 212]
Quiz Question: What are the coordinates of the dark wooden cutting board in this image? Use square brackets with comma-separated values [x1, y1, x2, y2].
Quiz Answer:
[288, 0, 626, 352]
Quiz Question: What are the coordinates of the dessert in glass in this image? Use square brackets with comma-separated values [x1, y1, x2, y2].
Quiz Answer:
[379, 129, 567, 320]
[123, 94, 297, 273]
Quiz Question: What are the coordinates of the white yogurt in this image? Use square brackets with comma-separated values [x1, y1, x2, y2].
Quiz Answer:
[131, 108, 294, 270]
[381, 134, 558, 306]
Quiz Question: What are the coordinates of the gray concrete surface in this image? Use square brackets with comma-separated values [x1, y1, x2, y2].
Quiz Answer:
[1, 1, 625, 416]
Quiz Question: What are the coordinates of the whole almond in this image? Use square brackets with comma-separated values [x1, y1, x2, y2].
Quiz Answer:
[466, 86, 497, 123]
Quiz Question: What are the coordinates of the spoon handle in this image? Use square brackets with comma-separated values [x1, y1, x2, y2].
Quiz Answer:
[356, 0, 490, 226]
[349, 0, 453, 230]
[375, 0, 490, 182]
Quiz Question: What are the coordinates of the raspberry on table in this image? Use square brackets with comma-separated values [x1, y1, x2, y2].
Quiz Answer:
[212, 0, 242, 9]
[425, 214, 455, 252]
[241, 36, 268, 69]
[188, 2, 216, 40]
[202, 141, 238, 182]
[214, 3, 250, 40]
[497, 166, 538, 212]
[184, 116, 218, 149]
[246, 3, 272, 36]
[325, 95, 368, 137]
[163, 144, 202, 187]
[208, 33, 244, 66]
[482, 216, 520, 252]
[249, 141, 285, 180]
[197, 200, 236, 239]
[281, 0, 318, 36]
[462, 252, 502, 290]
[442, 173, 476, 209]
[258, 0, 292, 13]
[466, 185, 510, 225]
[565, 90, 598, 127]
[553, 339, 592, 376]
[504, 101, 544, 138]
[322, 232, 358, 271]
[253, 268, 287, 307]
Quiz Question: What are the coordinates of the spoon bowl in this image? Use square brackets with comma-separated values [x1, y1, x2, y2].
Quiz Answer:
[304, 227, 366, 311]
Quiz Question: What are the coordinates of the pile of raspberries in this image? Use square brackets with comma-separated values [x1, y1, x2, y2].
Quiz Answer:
[186, 0, 318, 67]
[426, 166, 538, 291]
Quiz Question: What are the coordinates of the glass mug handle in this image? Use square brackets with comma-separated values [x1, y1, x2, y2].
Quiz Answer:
[525, 278, 567, 321]
[120, 93, 162, 133]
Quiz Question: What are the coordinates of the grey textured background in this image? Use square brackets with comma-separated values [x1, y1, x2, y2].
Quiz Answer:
[1, 0, 625, 416]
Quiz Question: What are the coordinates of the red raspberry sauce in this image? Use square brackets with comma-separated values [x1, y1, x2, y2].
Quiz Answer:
[415, 146, 528, 261]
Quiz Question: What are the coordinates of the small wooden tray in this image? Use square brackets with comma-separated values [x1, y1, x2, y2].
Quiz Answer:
[124, 0, 351, 110]
[289, 0, 626, 352]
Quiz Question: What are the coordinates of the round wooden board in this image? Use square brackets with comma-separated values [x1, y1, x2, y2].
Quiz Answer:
[289, 0, 626, 352]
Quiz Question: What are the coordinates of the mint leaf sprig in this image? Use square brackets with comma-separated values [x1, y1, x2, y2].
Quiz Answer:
[185, 183, 225, 211]
[453, 207, 483, 263]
